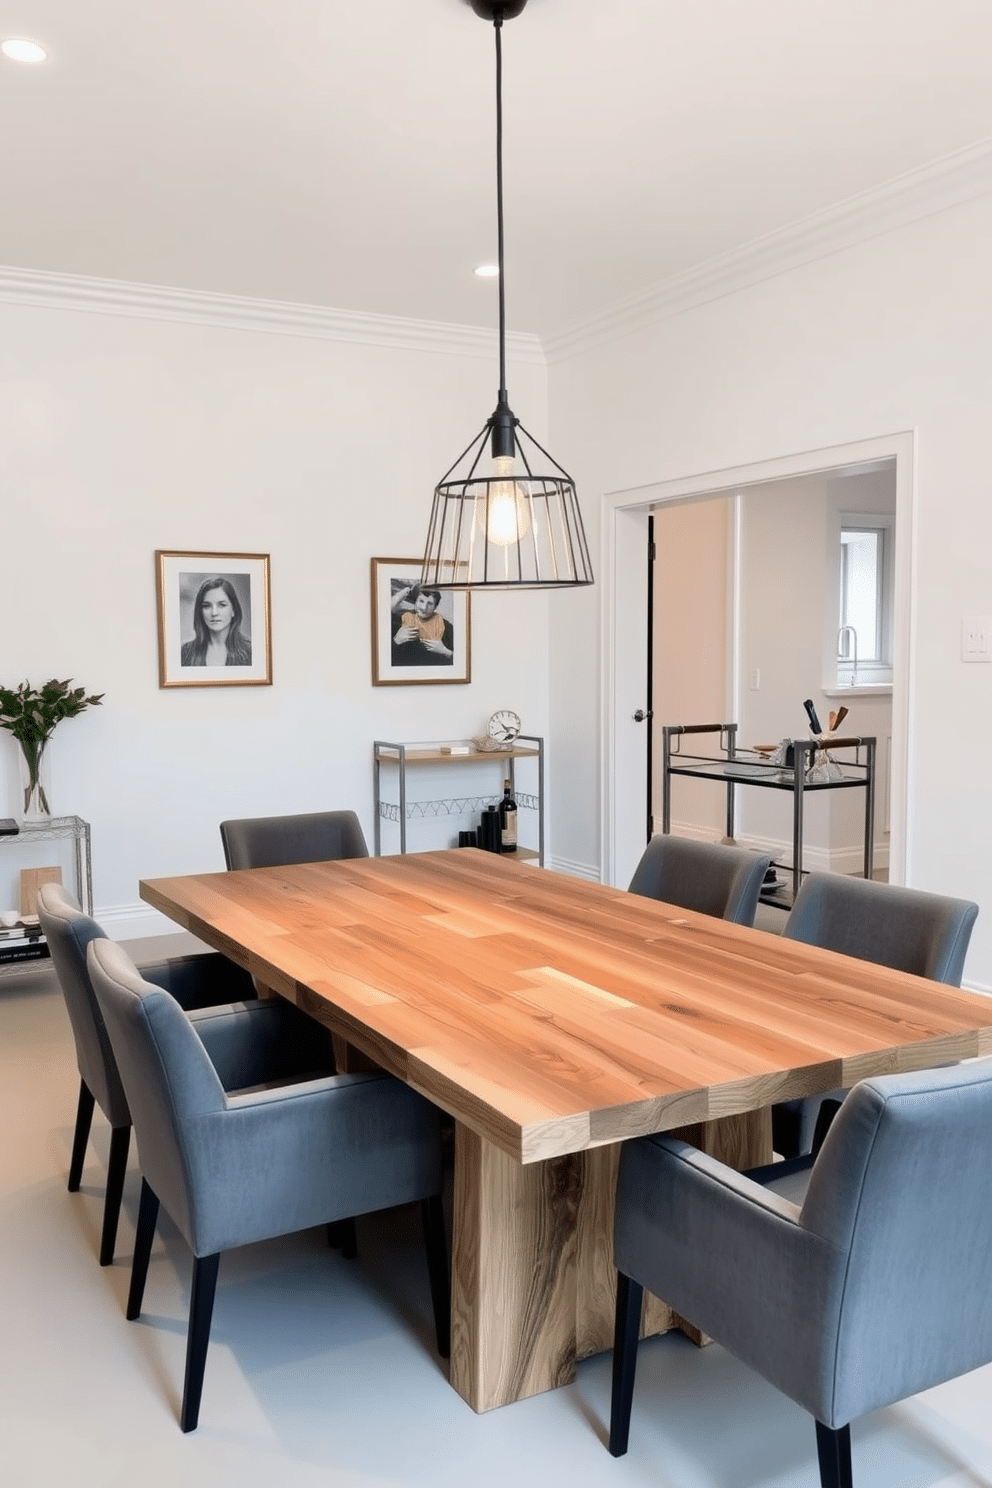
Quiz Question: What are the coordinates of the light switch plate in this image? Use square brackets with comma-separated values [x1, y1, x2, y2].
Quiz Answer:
[962, 617, 991, 662]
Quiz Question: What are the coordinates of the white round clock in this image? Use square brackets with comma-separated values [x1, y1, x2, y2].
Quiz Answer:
[488, 709, 521, 745]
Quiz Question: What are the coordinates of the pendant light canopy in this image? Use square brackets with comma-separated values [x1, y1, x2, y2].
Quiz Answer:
[420, 0, 594, 591]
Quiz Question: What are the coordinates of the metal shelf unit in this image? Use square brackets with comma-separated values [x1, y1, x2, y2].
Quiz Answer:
[373, 737, 545, 864]
[0, 815, 93, 973]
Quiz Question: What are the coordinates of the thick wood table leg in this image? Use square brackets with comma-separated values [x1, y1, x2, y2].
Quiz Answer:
[329, 1034, 382, 1074]
[574, 1109, 772, 1357]
[672, 1107, 772, 1169]
[450, 1108, 774, 1409]
[450, 1124, 582, 1411]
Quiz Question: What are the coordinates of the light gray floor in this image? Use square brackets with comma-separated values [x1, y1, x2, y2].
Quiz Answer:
[2, 943, 991, 1488]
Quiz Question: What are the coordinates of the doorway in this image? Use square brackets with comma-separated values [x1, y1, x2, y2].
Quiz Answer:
[600, 431, 915, 890]
[653, 463, 895, 875]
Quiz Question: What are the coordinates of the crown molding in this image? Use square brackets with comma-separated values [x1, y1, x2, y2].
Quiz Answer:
[544, 137, 992, 363]
[3, 136, 990, 370]
[0, 265, 546, 365]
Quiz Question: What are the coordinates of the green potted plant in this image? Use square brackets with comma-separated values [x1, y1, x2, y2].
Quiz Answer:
[0, 679, 104, 820]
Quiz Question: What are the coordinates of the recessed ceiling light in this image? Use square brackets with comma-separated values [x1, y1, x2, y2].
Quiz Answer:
[2, 38, 48, 63]
[474, 264, 499, 278]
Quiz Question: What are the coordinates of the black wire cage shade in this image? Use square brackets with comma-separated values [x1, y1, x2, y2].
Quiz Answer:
[422, 399, 594, 590]
[420, 0, 594, 591]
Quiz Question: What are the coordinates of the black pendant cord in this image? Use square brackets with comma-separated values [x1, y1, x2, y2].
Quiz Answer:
[421, 0, 594, 589]
[494, 16, 507, 403]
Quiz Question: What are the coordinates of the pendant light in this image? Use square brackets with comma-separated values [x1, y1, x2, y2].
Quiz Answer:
[420, 0, 594, 591]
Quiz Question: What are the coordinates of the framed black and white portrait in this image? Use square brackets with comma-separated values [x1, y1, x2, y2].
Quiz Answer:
[156, 551, 272, 688]
[370, 557, 471, 686]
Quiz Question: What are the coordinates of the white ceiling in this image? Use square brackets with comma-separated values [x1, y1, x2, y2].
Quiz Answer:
[2, 0, 992, 340]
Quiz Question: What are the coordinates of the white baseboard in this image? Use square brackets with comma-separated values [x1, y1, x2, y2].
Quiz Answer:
[654, 821, 720, 845]
[734, 833, 889, 876]
[549, 855, 602, 883]
[93, 902, 193, 942]
[733, 832, 890, 876]
[657, 821, 889, 875]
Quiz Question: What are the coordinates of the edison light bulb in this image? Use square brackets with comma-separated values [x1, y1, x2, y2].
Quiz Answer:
[478, 455, 531, 546]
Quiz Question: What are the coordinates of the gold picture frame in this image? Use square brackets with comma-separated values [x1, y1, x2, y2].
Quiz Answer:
[156, 551, 272, 688]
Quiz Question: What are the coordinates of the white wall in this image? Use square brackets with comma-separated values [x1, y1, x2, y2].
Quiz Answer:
[550, 190, 992, 989]
[0, 295, 550, 931]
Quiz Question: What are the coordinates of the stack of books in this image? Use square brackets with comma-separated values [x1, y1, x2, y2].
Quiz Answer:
[0, 922, 50, 965]
[0, 820, 51, 963]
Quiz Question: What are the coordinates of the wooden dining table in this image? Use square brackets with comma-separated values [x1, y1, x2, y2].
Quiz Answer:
[140, 849, 992, 1413]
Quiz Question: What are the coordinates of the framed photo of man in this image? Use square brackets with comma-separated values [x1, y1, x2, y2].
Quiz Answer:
[156, 551, 272, 688]
[370, 557, 471, 686]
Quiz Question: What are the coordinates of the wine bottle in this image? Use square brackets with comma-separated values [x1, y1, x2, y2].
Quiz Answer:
[500, 778, 518, 852]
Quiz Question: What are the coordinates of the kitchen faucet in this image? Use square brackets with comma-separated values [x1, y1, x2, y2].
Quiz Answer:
[837, 625, 859, 685]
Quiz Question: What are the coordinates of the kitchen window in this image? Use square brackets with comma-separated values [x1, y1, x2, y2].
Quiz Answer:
[837, 514, 893, 687]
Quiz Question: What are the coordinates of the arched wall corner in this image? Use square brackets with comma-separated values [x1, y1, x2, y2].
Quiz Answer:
[600, 430, 917, 891]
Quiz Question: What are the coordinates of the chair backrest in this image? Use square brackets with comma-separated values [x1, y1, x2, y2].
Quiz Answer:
[627, 836, 771, 926]
[797, 1059, 992, 1426]
[36, 882, 129, 1126]
[783, 872, 978, 984]
[86, 938, 228, 1244]
[219, 810, 369, 871]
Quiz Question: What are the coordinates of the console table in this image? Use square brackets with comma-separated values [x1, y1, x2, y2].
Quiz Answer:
[662, 723, 876, 904]
[373, 737, 545, 864]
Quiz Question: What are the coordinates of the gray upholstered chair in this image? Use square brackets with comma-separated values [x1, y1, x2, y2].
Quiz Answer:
[36, 882, 256, 1266]
[87, 936, 449, 1433]
[219, 810, 369, 871]
[628, 835, 772, 927]
[610, 1059, 992, 1487]
[219, 806, 372, 1257]
[772, 873, 979, 1157]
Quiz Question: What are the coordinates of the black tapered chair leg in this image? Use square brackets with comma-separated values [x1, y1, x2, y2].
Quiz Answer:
[771, 1100, 801, 1160]
[99, 1124, 131, 1266]
[67, 1080, 95, 1192]
[609, 1272, 644, 1457]
[815, 1421, 853, 1488]
[326, 1217, 358, 1257]
[126, 1179, 160, 1320]
[181, 1253, 220, 1433]
[810, 1099, 844, 1159]
[420, 1194, 451, 1359]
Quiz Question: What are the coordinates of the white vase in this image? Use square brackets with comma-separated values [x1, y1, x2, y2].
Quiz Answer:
[18, 741, 52, 822]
